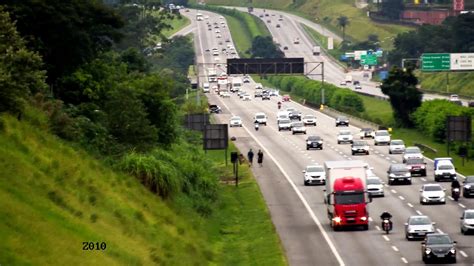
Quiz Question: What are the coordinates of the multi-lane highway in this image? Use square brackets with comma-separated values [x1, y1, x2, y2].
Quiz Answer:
[181, 9, 474, 266]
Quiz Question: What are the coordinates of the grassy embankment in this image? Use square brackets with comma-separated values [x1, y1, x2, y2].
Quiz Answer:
[417, 72, 474, 99]
[0, 108, 286, 265]
[162, 14, 191, 38]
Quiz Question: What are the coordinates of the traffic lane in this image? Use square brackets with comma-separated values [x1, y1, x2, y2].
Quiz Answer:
[209, 93, 343, 266]
[220, 92, 414, 266]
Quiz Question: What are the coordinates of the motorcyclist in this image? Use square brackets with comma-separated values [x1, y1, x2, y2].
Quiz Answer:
[380, 211, 392, 220]
[254, 120, 259, 130]
[277, 101, 282, 109]
[451, 179, 461, 189]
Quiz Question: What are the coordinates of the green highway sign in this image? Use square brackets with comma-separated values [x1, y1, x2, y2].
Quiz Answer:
[361, 54, 377, 65]
[421, 53, 450, 71]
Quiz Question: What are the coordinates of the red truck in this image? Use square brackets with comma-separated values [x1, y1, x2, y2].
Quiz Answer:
[324, 160, 371, 231]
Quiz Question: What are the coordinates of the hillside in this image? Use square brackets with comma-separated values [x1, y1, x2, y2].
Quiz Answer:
[197, 0, 412, 48]
[0, 110, 286, 265]
[418, 72, 474, 98]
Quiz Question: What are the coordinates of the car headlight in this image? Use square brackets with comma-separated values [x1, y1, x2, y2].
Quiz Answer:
[360, 216, 367, 221]
[420, 165, 425, 169]
[333, 216, 342, 223]
[318, 141, 323, 144]
[465, 184, 471, 189]
[425, 248, 431, 254]
[405, 173, 411, 177]
[450, 248, 456, 254]
[307, 141, 312, 144]
[389, 173, 396, 177]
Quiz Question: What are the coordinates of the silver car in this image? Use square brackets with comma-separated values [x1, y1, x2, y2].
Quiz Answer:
[419, 184, 446, 205]
[389, 139, 405, 154]
[460, 209, 474, 235]
[405, 215, 436, 240]
[367, 177, 384, 197]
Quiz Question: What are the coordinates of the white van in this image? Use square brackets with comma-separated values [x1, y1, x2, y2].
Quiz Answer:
[374, 130, 391, 145]
[254, 112, 267, 125]
[434, 158, 456, 181]
[202, 83, 210, 93]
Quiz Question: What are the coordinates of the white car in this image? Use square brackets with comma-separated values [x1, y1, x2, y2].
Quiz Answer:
[303, 164, 326, 186]
[449, 94, 459, 101]
[254, 112, 267, 125]
[337, 130, 353, 144]
[220, 91, 230, 98]
[405, 215, 436, 240]
[278, 118, 292, 131]
[460, 209, 474, 235]
[215, 29, 221, 33]
[434, 159, 456, 182]
[374, 130, 391, 145]
[242, 94, 251, 101]
[216, 34, 222, 38]
[389, 139, 406, 154]
[403, 146, 423, 162]
[291, 121, 306, 135]
[367, 177, 384, 197]
[302, 114, 317, 126]
[229, 116, 242, 127]
[420, 184, 446, 204]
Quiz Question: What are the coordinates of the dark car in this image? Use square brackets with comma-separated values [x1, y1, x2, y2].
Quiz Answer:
[335, 116, 349, 127]
[289, 111, 301, 121]
[422, 234, 457, 263]
[353, 80, 360, 85]
[283, 46, 288, 50]
[306, 135, 323, 150]
[406, 158, 427, 177]
[351, 140, 369, 155]
[261, 93, 270, 100]
[468, 101, 474, 108]
[209, 104, 222, 114]
[387, 163, 412, 185]
[463, 175, 474, 198]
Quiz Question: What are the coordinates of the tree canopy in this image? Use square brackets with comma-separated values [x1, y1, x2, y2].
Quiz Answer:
[248, 36, 284, 58]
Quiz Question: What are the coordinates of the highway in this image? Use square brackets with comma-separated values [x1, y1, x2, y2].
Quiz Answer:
[182, 9, 474, 266]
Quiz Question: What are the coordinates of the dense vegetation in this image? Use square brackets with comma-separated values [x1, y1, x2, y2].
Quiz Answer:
[0, 1, 286, 264]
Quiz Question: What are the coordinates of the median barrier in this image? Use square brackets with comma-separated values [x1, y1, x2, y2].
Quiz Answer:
[317, 105, 382, 130]
[414, 143, 437, 154]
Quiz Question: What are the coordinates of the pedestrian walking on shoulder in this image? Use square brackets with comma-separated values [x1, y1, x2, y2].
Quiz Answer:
[257, 150, 263, 167]
[247, 149, 254, 167]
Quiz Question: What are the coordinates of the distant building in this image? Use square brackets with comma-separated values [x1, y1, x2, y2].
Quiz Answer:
[401, 9, 458, 25]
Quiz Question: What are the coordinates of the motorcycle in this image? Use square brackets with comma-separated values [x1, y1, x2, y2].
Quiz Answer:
[382, 218, 392, 234]
[277, 102, 282, 109]
[254, 122, 259, 131]
[452, 187, 460, 201]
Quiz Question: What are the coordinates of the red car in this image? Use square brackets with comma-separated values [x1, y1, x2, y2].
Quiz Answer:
[282, 95, 291, 102]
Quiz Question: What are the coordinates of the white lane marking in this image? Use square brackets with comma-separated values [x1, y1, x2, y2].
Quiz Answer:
[230, 118, 347, 266]
[416, 210, 423, 215]
[392, 160, 397, 163]
[392, 246, 399, 252]
[407, 203, 413, 208]
[368, 217, 373, 222]
[398, 196, 405, 200]
[420, 177, 426, 181]
[459, 203, 466, 208]
[460, 250, 468, 257]
[401, 257, 408, 264]
[386, 157, 391, 161]
[339, 152, 343, 155]
[436, 228, 444, 234]
[448, 196, 454, 200]
[375, 225, 381, 231]
[391, 189, 397, 194]
[334, 148, 339, 152]
[382, 235, 390, 241]
[348, 158, 353, 160]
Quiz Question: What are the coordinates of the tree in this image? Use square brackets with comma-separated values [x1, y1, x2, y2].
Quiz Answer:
[248, 36, 284, 58]
[0, 7, 47, 115]
[337, 16, 350, 41]
[380, 67, 422, 127]
[3, 0, 124, 88]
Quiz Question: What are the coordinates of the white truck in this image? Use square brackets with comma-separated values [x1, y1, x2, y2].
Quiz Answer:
[230, 77, 242, 92]
[345, 74, 353, 84]
[312, 46, 321, 56]
[324, 160, 370, 230]
[208, 68, 217, 83]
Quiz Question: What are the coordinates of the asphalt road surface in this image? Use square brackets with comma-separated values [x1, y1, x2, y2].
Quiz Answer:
[182, 9, 474, 266]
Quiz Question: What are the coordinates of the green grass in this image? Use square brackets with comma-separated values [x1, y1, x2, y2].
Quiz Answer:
[0, 109, 286, 265]
[162, 15, 191, 38]
[224, 14, 255, 57]
[302, 24, 345, 67]
[359, 95, 394, 126]
[417, 71, 474, 98]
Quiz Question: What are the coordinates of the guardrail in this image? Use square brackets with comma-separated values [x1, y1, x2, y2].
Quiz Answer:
[414, 143, 438, 154]
[314, 104, 382, 130]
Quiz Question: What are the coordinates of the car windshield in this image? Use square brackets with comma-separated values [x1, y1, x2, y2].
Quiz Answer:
[407, 158, 424, 164]
[391, 165, 408, 173]
[406, 148, 421, 154]
[334, 193, 365, 204]
[376, 131, 389, 136]
[293, 122, 303, 127]
[410, 217, 431, 225]
[308, 136, 321, 141]
[231, 117, 240, 121]
[279, 119, 290, 124]
[340, 131, 351, 135]
[465, 212, 474, 219]
[427, 235, 451, 245]
[256, 115, 265, 119]
[353, 141, 367, 146]
[367, 179, 382, 185]
[362, 128, 372, 132]
[286, 108, 296, 112]
[424, 185, 442, 191]
[338, 116, 347, 120]
[391, 140, 404, 145]
[439, 165, 453, 170]
[307, 166, 324, 173]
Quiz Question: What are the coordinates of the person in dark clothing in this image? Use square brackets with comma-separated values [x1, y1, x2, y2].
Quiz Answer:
[257, 150, 263, 167]
[380, 211, 392, 220]
[247, 149, 254, 167]
[451, 179, 461, 189]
